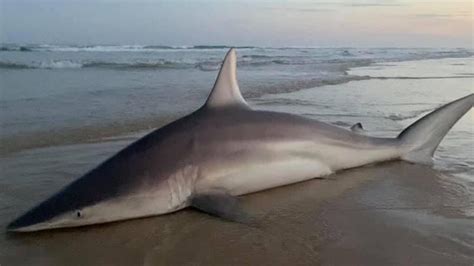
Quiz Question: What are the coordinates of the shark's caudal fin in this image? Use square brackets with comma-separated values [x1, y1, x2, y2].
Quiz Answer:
[398, 94, 473, 164]
[204, 48, 249, 109]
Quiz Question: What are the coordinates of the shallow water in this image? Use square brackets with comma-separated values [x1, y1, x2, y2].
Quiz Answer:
[0, 50, 473, 265]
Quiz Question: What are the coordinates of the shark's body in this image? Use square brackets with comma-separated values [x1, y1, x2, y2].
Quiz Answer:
[8, 49, 473, 232]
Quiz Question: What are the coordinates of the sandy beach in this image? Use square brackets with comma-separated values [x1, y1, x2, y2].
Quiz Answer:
[1, 54, 473, 265]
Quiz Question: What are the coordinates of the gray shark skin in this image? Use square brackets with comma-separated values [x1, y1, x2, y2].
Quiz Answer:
[8, 49, 473, 232]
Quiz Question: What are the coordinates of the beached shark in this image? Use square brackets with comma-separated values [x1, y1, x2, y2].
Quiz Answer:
[7, 49, 473, 232]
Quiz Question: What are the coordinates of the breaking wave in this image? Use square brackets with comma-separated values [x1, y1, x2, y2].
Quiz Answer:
[0, 44, 259, 52]
[0, 60, 195, 70]
[0, 60, 83, 69]
[0, 46, 33, 52]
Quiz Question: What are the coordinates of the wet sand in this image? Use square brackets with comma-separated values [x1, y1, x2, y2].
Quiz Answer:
[2, 160, 473, 265]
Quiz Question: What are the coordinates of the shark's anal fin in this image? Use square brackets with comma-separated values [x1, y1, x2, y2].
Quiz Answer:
[191, 190, 251, 223]
[204, 48, 250, 109]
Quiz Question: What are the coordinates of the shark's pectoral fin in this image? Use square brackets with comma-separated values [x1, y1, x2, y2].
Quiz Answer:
[191, 190, 252, 223]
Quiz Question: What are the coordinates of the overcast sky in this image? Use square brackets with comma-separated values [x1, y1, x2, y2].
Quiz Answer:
[0, 0, 472, 47]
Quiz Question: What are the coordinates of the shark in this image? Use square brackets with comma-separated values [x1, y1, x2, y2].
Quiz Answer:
[7, 48, 473, 232]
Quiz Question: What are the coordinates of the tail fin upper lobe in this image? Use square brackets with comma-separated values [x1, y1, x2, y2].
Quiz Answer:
[398, 94, 473, 164]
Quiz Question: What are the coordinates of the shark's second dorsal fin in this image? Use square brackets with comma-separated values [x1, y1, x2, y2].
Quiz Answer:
[204, 48, 249, 109]
[350, 122, 364, 132]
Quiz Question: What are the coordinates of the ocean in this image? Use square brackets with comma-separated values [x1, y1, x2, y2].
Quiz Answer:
[0, 44, 473, 265]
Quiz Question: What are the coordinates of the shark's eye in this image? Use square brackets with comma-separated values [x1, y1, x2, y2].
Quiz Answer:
[76, 211, 82, 218]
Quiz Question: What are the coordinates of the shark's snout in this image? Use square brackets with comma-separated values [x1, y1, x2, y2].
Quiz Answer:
[7, 216, 32, 232]
[7, 203, 56, 232]
[7, 189, 81, 232]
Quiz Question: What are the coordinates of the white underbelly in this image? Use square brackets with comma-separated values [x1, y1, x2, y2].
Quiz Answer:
[193, 138, 399, 196]
[201, 156, 333, 196]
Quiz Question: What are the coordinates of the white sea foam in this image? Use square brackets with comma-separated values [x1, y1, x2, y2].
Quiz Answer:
[0, 60, 83, 69]
[39, 60, 84, 69]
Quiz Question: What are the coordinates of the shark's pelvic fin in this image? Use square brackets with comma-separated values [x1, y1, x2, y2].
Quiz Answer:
[191, 190, 250, 223]
[204, 48, 249, 109]
[399, 93, 473, 164]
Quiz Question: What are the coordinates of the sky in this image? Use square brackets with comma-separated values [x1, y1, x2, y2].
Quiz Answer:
[0, 0, 472, 47]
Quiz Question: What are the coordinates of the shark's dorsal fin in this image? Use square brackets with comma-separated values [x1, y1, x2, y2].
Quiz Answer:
[204, 48, 249, 109]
